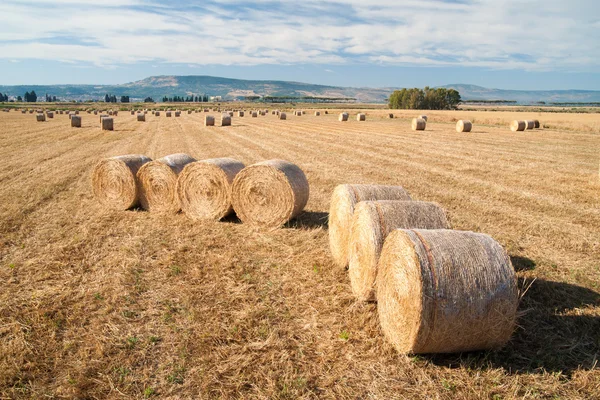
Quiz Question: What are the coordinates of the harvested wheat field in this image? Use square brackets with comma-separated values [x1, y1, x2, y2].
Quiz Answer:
[0, 108, 599, 399]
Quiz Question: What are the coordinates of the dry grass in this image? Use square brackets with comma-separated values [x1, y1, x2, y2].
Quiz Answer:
[0, 109, 599, 399]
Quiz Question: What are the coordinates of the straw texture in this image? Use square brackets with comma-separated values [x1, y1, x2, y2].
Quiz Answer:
[376, 229, 519, 354]
[328, 184, 412, 268]
[92, 155, 152, 210]
[177, 158, 246, 221]
[232, 160, 309, 229]
[348, 201, 450, 301]
[137, 153, 196, 213]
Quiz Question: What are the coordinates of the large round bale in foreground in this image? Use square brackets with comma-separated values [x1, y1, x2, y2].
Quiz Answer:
[510, 120, 526, 132]
[348, 201, 450, 302]
[377, 229, 518, 354]
[339, 112, 349, 122]
[525, 120, 535, 130]
[411, 118, 426, 131]
[232, 160, 309, 229]
[92, 155, 152, 210]
[101, 117, 114, 131]
[137, 154, 196, 213]
[328, 184, 412, 268]
[71, 115, 82, 127]
[456, 120, 472, 132]
[177, 158, 246, 221]
[221, 114, 232, 126]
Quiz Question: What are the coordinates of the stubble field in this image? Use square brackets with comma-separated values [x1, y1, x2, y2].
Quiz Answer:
[0, 107, 599, 399]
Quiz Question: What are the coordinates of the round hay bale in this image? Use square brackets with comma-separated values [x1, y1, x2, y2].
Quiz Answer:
[238, 111, 245, 117]
[388, 113, 394, 119]
[71, 115, 82, 127]
[108, 110, 113, 116]
[75, 110, 80, 115]
[232, 160, 309, 229]
[205, 115, 215, 126]
[166, 111, 172, 117]
[339, 112, 349, 122]
[175, 111, 181, 117]
[93, 110, 98, 115]
[419, 115, 428, 121]
[137, 113, 145, 122]
[328, 184, 412, 268]
[314, 111, 321, 116]
[456, 120, 472, 133]
[525, 120, 535, 130]
[411, 118, 426, 131]
[279, 112, 287, 120]
[92, 155, 152, 210]
[325, 110, 329, 114]
[357, 113, 366, 121]
[376, 229, 518, 354]
[188, 110, 192, 114]
[131, 110, 135, 115]
[177, 158, 246, 220]
[510, 120, 526, 132]
[155, 111, 160, 117]
[137, 153, 196, 213]
[534, 120, 540, 129]
[251, 111, 258, 118]
[21, 110, 26, 114]
[348, 201, 450, 302]
[101, 117, 114, 131]
[221, 114, 232, 126]
[36, 113, 45, 122]
[46, 111, 54, 118]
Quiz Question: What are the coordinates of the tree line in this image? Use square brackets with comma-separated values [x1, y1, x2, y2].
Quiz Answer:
[162, 95, 210, 102]
[389, 87, 461, 110]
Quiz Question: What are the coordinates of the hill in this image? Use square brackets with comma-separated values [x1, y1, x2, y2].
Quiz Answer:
[0, 76, 599, 104]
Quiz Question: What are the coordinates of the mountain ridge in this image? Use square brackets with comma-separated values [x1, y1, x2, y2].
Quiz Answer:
[1, 75, 599, 103]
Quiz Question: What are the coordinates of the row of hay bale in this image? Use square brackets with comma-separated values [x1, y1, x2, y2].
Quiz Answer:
[92, 156, 309, 229]
[510, 119, 540, 131]
[328, 184, 518, 354]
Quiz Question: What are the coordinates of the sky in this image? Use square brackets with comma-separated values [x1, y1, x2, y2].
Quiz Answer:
[0, 0, 599, 90]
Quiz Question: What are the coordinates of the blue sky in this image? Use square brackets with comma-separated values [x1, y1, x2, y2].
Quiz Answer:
[0, 0, 599, 90]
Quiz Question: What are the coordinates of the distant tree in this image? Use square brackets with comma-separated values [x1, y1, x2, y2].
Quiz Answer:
[389, 87, 460, 110]
[120, 95, 130, 103]
[105, 94, 110, 102]
[203, 94, 208, 102]
[52, 96, 57, 102]
[144, 97, 154, 103]
[17, 95, 22, 102]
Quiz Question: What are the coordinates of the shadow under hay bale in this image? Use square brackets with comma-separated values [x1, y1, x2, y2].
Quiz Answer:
[285, 211, 329, 230]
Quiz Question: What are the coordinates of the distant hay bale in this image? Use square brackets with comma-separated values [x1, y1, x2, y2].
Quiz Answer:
[279, 112, 287, 120]
[376, 229, 518, 354]
[92, 154, 152, 210]
[525, 120, 535, 130]
[177, 158, 246, 221]
[101, 117, 114, 131]
[348, 201, 450, 301]
[456, 120, 472, 132]
[411, 118, 426, 131]
[75, 110, 80, 115]
[137, 153, 196, 213]
[175, 111, 181, 117]
[71, 115, 82, 127]
[232, 160, 309, 229]
[228, 111, 234, 117]
[155, 111, 160, 117]
[36, 113, 45, 122]
[272, 110, 276, 115]
[204, 108, 209, 112]
[221, 114, 232, 126]
[251, 111, 258, 118]
[325, 111, 328, 114]
[188, 110, 192, 114]
[21, 110, 26, 114]
[419, 115, 428, 121]
[131, 110, 135, 115]
[328, 184, 412, 268]
[534, 120, 540, 129]
[93, 110, 98, 115]
[46, 111, 54, 118]
[205, 115, 215, 126]
[510, 120, 526, 132]
[302, 110, 306, 115]
[357, 113, 366, 121]
[108, 110, 113, 116]
[166, 111, 172, 117]
[99, 114, 108, 122]
[137, 113, 145, 122]
[315, 111, 321, 116]
[388, 113, 394, 119]
[238, 111, 244, 117]
[29, 110, 34, 114]
[339, 112, 349, 122]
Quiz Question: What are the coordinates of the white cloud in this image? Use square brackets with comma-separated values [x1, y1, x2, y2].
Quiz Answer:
[0, 0, 598, 72]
